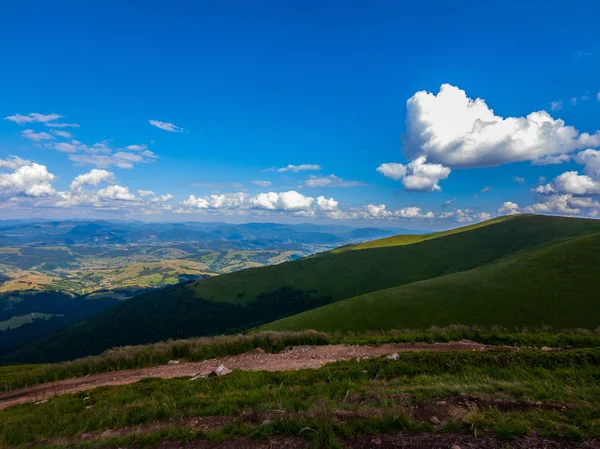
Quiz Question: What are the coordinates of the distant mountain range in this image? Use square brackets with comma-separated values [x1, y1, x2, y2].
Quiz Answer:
[0, 220, 408, 249]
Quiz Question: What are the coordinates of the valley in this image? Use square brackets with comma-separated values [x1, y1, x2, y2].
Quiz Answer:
[2, 214, 600, 449]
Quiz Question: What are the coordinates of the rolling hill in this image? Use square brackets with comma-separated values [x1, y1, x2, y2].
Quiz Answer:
[263, 230, 600, 331]
[8, 214, 600, 363]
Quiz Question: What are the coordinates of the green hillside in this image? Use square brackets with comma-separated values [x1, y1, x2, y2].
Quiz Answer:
[263, 231, 600, 331]
[329, 214, 517, 253]
[8, 214, 600, 363]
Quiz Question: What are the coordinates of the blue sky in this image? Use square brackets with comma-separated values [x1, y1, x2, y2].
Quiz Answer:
[1, 0, 600, 229]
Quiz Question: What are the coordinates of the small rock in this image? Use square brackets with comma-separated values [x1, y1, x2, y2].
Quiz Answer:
[370, 438, 382, 446]
[254, 347, 266, 354]
[189, 373, 208, 381]
[85, 405, 93, 410]
[451, 445, 461, 449]
[209, 364, 232, 377]
[429, 416, 441, 425]
[83, 396, 90, 401]
[34, 399, 48, 405]
[436, 400, 447, 405]
[361, 370, 368, 374]
[385, 353, 399, 361]
[168, 360, 180, 365]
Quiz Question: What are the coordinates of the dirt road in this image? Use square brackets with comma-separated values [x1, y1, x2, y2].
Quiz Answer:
[0, 341, 497, 411]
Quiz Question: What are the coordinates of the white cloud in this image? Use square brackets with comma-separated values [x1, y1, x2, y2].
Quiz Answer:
[403, 84, 600, 168]
[376, 163, 406, 180]
[181, 195, 210, 209]
[523, 194, 580, 215]
[535, 150, 600, 196]
[5, 113, 62, 125]
[22, 129, 54, 142]
[249, 191, 314, 211]
[536, 171, 600, 196]
[149, 120, 184, 132]
[550, 100, 562, 111]
[252, 180, 272, 187]
[45, 122, 79, 128]
[69, 150, 158, 169]
[574, 149, 600, 177]
[531, 154, 571, 165]
[277, 164, 321, 173]
[497, 201, 520, 215]
[316, 196, 338, 211]
[597, 91, 600, 101]
[442, 198, 456, 207]
[513, 176, 525, 183]
[0, 162, 56, 197]
[0, 156, 32, 170]
[51, 130, 72, 138]
[378, 156, 450, 192]
[70, 169, 115, 191]
[571, 97, 578, 105]
[96, 185, 136, 201]
[181, 193, 248, 210]
[481, 186, 492, 193]
[361, 204, 436, 220]
[395, 207, 424, 218]
[179, 190, 346, 217]
[303, 174, 365, 188]
[364, 204, 391, 218]
[138, 189, 155, 197]
[126, 144, 148, 151]
[53, 142, 79, 153]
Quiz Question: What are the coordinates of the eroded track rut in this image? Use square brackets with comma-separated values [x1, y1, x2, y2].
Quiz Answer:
[0, 341, 503, 410]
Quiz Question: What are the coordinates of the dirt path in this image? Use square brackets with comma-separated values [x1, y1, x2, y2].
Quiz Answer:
[0, 341, 500, 411]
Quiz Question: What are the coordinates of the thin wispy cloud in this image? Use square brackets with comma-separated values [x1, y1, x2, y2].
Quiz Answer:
[22, 129, 54, 142]
[45, 122, 80, 128]
[253, 180, 272, 187]
[51, 130, 73, 138]
[5, 113, 62, 125]
[277, 164, 321, 173]
[149, 120, 184, 133]
[302, 174, 367, 188]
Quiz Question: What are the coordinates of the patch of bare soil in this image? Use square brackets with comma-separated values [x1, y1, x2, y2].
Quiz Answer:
[0, 341, 499, 410]
[411, 395, 573, 425]
[347, 433, 600, 448]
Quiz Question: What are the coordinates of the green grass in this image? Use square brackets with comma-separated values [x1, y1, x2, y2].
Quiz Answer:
[4, 327, 600, 394]
[14, 214, 600, 362]
[0, 313, 57, 331]
[2, 348, 600, 447]
[263, 231, 600, 332]
[0, 331, 329, 392]
[329, 214, 519, 253]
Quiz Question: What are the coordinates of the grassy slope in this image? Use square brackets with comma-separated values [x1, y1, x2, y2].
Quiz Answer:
[2, 349, 600, 447]
[9, 215, 600, 362]
[329, 214, 518, 253]
[264, 231, 600, 331]
[186, 214, 600, 306]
